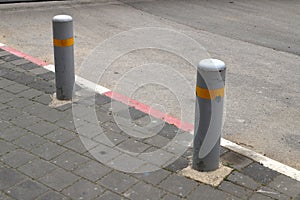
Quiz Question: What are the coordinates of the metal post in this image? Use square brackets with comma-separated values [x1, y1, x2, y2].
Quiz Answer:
[52, 15, 75, 100]
[192, 59, 226, 171]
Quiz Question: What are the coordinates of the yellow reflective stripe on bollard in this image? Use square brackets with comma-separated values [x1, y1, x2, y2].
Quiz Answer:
[53, 37, 74, 47]
[196, 86, 224, 100]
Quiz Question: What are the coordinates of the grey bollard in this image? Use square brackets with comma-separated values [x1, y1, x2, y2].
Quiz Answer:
[52, 15, 75, 100]
[192, 59, 226, 171]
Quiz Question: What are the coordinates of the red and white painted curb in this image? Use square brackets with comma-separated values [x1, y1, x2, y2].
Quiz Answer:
[1, 42, 300, 182]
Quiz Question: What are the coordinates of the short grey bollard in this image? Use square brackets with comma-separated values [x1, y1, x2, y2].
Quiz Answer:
[192, 59, 226, 171]
[52, 15, 75, 100]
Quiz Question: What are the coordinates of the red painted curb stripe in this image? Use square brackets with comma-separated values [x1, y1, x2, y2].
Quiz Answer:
[0, 46, 48, 66]
[0, 44, 194, 132]
[103, 91, 194, 132]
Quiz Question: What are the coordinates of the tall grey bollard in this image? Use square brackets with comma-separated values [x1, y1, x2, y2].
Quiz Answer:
[52, 15, 75, 100]
[192, 59, 226, 171]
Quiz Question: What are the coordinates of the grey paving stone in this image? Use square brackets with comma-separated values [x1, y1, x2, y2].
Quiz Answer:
[108, 153, 145, 172]
[268, 174, 300, 198]
[164, 157, 189, 173]
[26, 121, 58, 136]
[19, 62, 40, 70]
[256, 186, 290, 200]
[188, 184, 239, 200]
[124, 181, 165, 200]
[0, 140, 17, 156]
[157, 124, 178, 139]
[0, 168, 26, 190]
[242, 163, 280, 185]
[37, 71, 55, 81]
[159, 174, 198, 197]
[32, 94, 52, 105]
[28, 81, 55, 94]
[54, 113, 77, 131]
[45, 128, 76, 145]
[144, 135, 170, 148]
[11, 114, 41, 128]
[64, 137, 90, 154]
[96, 190, 127, 200]
[132, 169, 171, 185]
[10, 58, 30, 66]
[94, 129, 129, 146]
[18, 158, 57, 179]
[39, 168, 80, 191]
[4, 83, 29, 94]
[0, 54, 19, 62]
[249, 193, 273, 200]
[96, 109, 113, 124]
[36, 109, 64, 123]
[117, 138, 150, 153]
[1, 149, 36, 168]
[0, 102, 8, 111]
[219, 181, 253, 199]
[0, 91, 14, 103]
[74, 160, 112, 182]
[162, 193, 184, 200]
[17, 88, 43, 99]
[102, 121, 123, 134]
[227, 171, 260, 190]
[23, 102, 51, 115]
[29, 67, 49, 75]
[0, 126, 29, 141]
[98, 171, 138, 194]
[0, 107, 23, 120]
[51, 150, 90, 171]
[89, 143, 122, 163]
[37, 191, 68, 200]
[95, 94, 112, 106]
[0, 78, 14, 88]
[5, 179, 48, 200]
[0, 120, 10, 130]
[0, 51, 11, 57]
[0, 191, 10, 200]
[62, 179, 104, 199]
[220, 151, 253, 170]
[13, 133, 47, 150]
[32, 141, 67, 160]
[220, 147, 229, 156]
[114, 106, 147, 120]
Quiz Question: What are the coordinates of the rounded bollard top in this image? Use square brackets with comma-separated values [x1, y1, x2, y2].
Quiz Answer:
[198, 59, 225, 72]
[53, 15, 73, 22]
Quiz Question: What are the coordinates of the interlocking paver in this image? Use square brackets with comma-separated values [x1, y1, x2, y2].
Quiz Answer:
[256, 186, 290, 200]
[64, 138, 89, 154]
[13, 133, 47, 150]
[221, 151, 253, 170]
[10, 58, 30, 66]
[45, 128, 76, 145]
[0, 168, 26, 190]
[0, 126, 29, 141]
[74, 160, 112, 182]
[4, 83, 29, 94]
[25, 121, 58, 136]
[124, 181, 165, 200]
[268, 174, 300, 198]
[159, 174, 198, 197]
[62, 179, 104, 199]
[31, 141, 67, 160]
[1, 149, 36, 168]
[96, 190, 128, 200]
[188, 184, 238, 200]
[0, 140, 17, 156]
[37, 191, 68, 200]
[242, 163, 280, 185]
[249, 193, 273, 200]
[132, 169, 171, 185]
[7, 97, 35, 110]
[51, 150, 90, 171]
[117, 138, 150, 153]
[5, 179, 48, 200]
[38, 168, 80, 191]
[226, 171, 260, 190]
[18, 158, 57, 179]
[98, 171, 138, 194]
[32, 94, 52, 105]
[218, 180, 253, 199]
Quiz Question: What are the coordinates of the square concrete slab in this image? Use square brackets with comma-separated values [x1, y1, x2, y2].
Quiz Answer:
[179, 164, 233, 187]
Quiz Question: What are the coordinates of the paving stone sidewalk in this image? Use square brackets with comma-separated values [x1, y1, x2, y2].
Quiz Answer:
[0, 48, 300, 200]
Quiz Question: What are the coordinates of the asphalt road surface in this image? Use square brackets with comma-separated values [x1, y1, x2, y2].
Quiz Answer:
[0, 0, 299, 170]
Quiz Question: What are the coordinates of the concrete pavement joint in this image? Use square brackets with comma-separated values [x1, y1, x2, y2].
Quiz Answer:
[1, 42, 300, 182]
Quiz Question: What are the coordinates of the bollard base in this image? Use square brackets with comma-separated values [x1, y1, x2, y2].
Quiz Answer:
[49, 93, 73, 108]
[179, 164, 232, 187]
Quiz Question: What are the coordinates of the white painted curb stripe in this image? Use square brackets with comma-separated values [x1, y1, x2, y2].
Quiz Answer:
[0, 43, 6, 47]
[2, 43, 300, 182]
